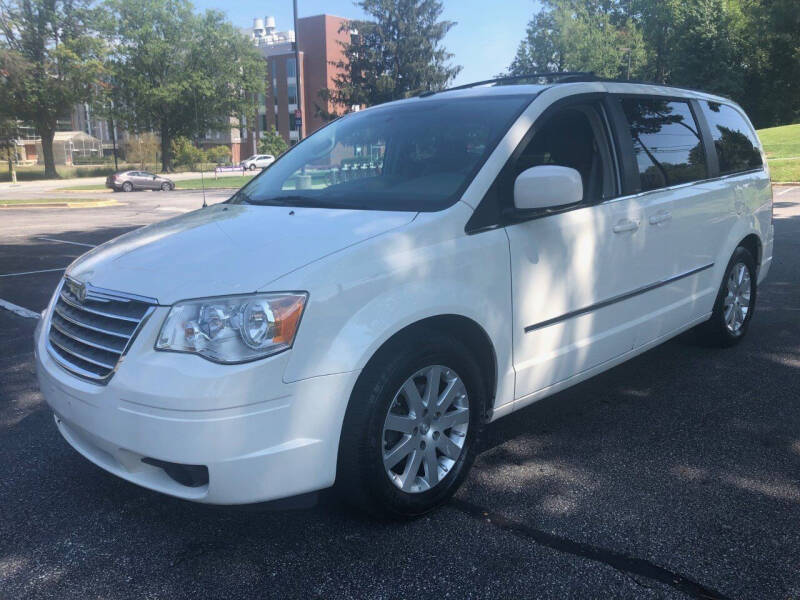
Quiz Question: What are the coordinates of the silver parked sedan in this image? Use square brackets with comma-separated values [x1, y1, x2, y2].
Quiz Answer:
[106, 171, 175, 192]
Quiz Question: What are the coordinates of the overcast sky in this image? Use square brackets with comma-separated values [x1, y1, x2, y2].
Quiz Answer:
[191, 0, 539, 86]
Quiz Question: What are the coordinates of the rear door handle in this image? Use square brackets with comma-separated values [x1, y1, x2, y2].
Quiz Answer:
[613, 219, 640, 234]
[649, 210, 672, 226]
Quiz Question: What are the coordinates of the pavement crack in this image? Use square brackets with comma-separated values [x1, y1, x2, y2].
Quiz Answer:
[449, 498, 730, 600]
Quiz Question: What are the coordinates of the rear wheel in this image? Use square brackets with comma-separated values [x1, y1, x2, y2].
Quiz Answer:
[248, 163, 256, 170]
[122, 182, 133, 192]
[695, 246, 757, 347]
[337, 332, 486, 518]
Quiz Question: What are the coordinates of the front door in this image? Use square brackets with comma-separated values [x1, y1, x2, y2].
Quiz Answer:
[507, 100, 649, 401]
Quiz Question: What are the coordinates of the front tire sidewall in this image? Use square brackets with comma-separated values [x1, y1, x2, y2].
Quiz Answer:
[340, 335, 486, 518]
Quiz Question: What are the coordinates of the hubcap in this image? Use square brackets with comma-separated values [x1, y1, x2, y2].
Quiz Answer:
[724, 262, 752, 334]
[381, 365, 469, 493]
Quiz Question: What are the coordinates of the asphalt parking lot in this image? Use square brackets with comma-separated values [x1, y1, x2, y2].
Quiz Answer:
[1, 187, 799, 599]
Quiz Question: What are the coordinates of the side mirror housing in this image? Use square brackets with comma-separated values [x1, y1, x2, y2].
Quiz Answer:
[513, 165, 583, 212]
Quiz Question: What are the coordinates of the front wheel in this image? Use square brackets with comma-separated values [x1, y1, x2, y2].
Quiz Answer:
[695, 246, 757, 347]
[337, 331, 485, 518]
[161, 182, 171, 191]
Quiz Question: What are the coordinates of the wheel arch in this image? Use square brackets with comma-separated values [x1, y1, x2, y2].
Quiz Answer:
[738, 233, 762, 268]
[352, 314, 498, 418]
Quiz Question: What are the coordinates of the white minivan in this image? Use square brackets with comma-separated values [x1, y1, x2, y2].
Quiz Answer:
[35, 78, 773, 517]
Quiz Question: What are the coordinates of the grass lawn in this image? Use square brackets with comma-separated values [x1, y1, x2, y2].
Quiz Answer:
[757, 123, 800, 183]
[57, 175, 255, 192]
[175, 175, 254, 189]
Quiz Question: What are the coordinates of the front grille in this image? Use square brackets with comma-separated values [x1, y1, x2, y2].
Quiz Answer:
[46, 278, 157, 383]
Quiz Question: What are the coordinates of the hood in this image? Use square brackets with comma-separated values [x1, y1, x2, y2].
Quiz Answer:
[67, 203, 416, 304]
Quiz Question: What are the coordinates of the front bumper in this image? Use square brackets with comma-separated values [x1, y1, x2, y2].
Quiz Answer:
[34, 306, 359, 504]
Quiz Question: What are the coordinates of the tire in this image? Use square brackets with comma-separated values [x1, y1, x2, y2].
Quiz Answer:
[695, 246, 758, 347]
[122, 182, 133, 192]
[336, 331, 486, 519]
[161, 182, 171, 191]
[248, 163, 256, 170]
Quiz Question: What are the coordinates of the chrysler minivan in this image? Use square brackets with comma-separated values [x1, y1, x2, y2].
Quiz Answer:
[35, 78, 773, 517]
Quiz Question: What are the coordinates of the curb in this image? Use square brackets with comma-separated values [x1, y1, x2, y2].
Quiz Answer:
[55, 188, 109, 194]
[0, 199, 120, 209]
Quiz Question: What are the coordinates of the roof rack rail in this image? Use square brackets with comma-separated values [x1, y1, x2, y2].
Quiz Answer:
[419, 72, 598, 97]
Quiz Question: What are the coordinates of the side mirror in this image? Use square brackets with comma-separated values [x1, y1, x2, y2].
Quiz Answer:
[513, 165, 583, 212]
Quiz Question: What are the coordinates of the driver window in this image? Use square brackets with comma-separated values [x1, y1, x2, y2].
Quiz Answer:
[515, 106, 610, 203]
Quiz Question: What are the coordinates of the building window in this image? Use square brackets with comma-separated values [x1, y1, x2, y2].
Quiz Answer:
[261, 114, 268, 131]
[288, 83, 297, 106]
[286, 57, 296, 78]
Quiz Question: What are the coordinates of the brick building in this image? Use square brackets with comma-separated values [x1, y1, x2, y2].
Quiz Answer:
[242, 14, 351, 156]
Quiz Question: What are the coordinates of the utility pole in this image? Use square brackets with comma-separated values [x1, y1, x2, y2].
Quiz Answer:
[109, 112, 119, 171]
[293, 0, 303, 142]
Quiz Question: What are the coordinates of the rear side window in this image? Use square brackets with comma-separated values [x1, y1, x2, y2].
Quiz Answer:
[700, 101, 763, 175]
[620, 98, 707, 192]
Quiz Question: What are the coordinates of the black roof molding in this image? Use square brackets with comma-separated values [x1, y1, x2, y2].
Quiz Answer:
[418, 72, 598, 97]
[419, 71, 718, 100]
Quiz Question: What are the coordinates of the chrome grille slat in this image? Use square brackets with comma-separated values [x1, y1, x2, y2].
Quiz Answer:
[50, 317, 126, 355]
[47, 278, 156, 383]
[59, 288, 143, 323]
[49, 330, 117, 370]
[53, 303, 132, 339]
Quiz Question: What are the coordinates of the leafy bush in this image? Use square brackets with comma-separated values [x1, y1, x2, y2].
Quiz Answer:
[125, 133, 160, 169]
[170, 136, 204, 170]
[258, 127, 288, 158]
[205, 145, 231, 165]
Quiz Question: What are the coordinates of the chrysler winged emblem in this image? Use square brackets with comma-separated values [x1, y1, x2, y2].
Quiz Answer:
[68, 279, 87, 303]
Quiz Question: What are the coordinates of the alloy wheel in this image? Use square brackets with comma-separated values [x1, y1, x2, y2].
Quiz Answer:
[724, 262, 752, 334]
[381, 365, 469, 493]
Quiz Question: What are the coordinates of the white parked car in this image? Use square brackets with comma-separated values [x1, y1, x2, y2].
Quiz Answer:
[240, 154, 275, 170]
[35, 77, 773, 517]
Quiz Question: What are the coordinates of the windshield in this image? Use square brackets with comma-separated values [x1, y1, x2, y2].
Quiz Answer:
[229, 95, 532, 211]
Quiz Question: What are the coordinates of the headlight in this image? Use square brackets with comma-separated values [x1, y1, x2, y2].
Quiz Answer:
[155, 292, 307, 363]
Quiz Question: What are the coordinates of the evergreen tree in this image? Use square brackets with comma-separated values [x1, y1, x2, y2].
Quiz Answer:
[328, 0, 461, 109]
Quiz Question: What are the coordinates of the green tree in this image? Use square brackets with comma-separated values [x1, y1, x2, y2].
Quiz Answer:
[169, 136, 203, 170]
[327, 0, 461, 109]
[205, 145, 231, 165]
[124, 132, 159, 169]
[258, 127, 288, 157]
[101, 0, 265, 172]
[508, 1, 645, 80]
[0, 0, 105, 177]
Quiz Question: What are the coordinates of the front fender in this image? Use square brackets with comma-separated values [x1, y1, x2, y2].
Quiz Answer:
[275, 204, 516, 410]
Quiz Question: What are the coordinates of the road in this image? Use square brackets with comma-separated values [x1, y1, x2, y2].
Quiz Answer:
[1, 187, 799, 599]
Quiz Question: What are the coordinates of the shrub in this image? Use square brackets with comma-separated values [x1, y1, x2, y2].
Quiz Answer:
[258, 127, 288, 158]
[170, 137, 204, 170]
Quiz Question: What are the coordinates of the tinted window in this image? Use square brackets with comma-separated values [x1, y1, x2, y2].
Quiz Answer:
[514, 107, 608, 202]
[231, 96, 532, 212]
[700, 101, 762, 175]
[621, 98, 707, 192]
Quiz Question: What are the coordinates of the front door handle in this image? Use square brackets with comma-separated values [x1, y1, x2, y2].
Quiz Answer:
[649, 210, 672, 226]
[613, 219, 640, 234]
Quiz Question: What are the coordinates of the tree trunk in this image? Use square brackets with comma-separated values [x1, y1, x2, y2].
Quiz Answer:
[40, 128, 57, 178]
[160, 123, 171, 172]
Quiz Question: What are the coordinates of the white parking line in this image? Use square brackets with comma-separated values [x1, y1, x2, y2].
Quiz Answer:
[0, 267, 65, 278]
[37, 236, 96, 248]
[776, 186, 798, 197]
[0, 298, 40, 319]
